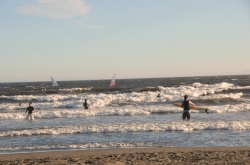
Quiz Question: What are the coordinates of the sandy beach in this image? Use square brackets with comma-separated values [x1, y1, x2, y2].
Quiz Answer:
[0, 147, 249, 165]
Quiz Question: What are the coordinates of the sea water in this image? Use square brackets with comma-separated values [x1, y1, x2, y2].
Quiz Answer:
[0, 75, 250, 154]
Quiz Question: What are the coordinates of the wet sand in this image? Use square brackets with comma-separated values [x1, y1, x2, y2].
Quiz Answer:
[0, 147, 250, 165]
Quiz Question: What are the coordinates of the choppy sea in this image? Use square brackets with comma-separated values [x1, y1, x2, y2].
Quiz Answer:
[0, 75, 250, 154]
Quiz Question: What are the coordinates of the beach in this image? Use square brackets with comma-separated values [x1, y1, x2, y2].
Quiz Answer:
[1, 147, 250, 165]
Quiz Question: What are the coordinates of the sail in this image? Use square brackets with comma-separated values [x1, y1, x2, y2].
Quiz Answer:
[110, 74, 116, 86]
[50, 76, 59, 86]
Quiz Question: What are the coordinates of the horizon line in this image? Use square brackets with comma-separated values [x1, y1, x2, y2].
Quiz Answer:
[1, 73, 249, 83]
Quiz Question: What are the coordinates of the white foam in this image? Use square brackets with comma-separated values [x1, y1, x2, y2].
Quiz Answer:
[231, 86, 250, 89]
[1, 120, 250, 137]
[1, 101, 250, 120]
[159, 82, 234, 100]
[59, 88, 92, 92]
[209, 103, 250, 113]
[0, 94, 84, 102]
[0, 82, 236, 102]
[0, 142, 165, 151]
[200, 93, 243, 100]
[0, 82, 247, 115]
[0, 82, 242, 105]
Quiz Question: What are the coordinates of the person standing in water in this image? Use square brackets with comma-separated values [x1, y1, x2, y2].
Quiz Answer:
[19, 100, 22, 106]
[25, 102, 35, 120]
[83, 99, 90, 109]
[181, 95, 196, 120]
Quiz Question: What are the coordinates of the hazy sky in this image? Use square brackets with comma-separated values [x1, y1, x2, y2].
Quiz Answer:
[1, 0, 250, 82]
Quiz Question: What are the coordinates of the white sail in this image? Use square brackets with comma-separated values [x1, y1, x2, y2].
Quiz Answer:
[50, 76, 59, 86]
[110, 74, 116, 86]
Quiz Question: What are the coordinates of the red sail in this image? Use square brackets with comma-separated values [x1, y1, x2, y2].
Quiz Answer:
[110, 74, 116, 86]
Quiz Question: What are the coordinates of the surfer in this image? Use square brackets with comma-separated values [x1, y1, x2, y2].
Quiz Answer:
[157, 94, 160, 98]
[25, 102, 35, 120]
[83, 99, 90, 109]
[181, 95, 196, 120]
[19, 100, 22, 106]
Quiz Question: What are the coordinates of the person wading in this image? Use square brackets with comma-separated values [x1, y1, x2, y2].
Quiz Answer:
[25, 102, 35, 120]
[181, 95, 196, 120]
[83, 99, 90, 109]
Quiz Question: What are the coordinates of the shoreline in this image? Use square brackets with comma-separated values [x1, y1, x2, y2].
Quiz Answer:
[1, 147, 250, 164]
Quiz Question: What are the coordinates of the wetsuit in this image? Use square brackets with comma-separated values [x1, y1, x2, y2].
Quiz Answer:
[26, 106, 34, 120]
[182, 100, 190, 120]
[83, 102, 88, 109]
[26, 106, 34, 114]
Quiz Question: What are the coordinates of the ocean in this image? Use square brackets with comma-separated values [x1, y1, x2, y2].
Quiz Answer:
[0, 75, 250, 154]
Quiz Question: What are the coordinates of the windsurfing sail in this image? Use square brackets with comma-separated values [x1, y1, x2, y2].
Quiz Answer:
[110, 74, 116, 86]
[50, 76, 59, 86]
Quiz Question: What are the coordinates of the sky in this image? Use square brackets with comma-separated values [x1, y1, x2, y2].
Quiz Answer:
[1, 0, 250, 82]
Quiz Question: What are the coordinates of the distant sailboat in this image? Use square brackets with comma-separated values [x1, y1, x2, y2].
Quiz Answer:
[50, 76, 59, 86]
[110, 74, 116, 86]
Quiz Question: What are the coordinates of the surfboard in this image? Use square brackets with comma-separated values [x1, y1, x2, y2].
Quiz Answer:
[173, 102, 209, 111]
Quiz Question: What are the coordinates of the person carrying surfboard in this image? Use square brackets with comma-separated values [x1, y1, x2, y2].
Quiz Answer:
[181, 95, 196, 120]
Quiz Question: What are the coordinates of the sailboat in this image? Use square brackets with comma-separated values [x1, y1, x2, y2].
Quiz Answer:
[50, 76, 59, 86]
[110, 74, 116, 86]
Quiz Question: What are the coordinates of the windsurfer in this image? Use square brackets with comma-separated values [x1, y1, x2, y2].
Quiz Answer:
[110, 74, 116, 86]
